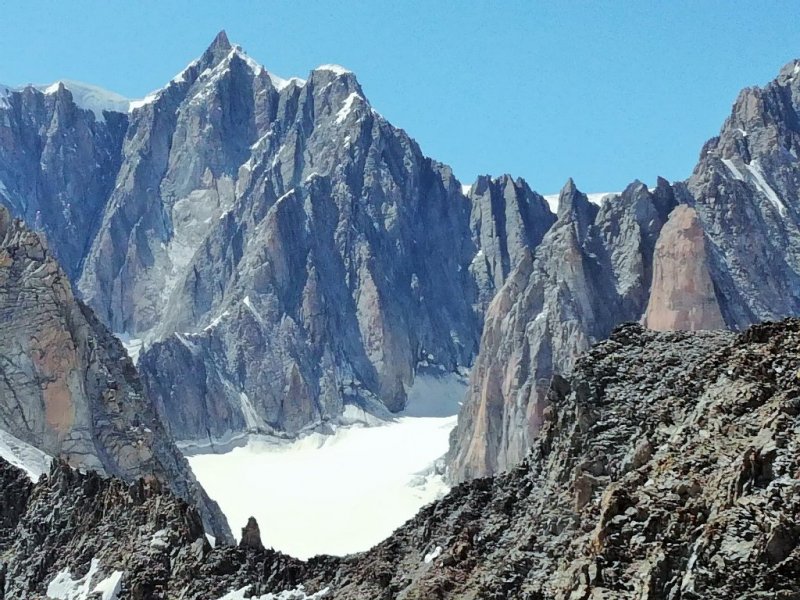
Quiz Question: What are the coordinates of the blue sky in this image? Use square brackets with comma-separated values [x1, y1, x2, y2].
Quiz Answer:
[1, 1, 797, 194]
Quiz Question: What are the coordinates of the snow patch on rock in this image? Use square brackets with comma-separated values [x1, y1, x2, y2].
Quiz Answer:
[0, 428, 52, 481]
[117, 333, 144, 364]
[424, 545, 442, 563]
[35, 80, 131, 122]
[315, 64, 352, 76]
[543, 191, 617, 213]
[128, 92, 160, 111]
[335, 92, 362, 124]
[217, 585, 330, 600]
[46, 559, 123, 600]
[745, 160, 788, 216]
[722, 158, 746, 181]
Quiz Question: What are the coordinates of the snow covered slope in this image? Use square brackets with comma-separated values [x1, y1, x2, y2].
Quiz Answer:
[188, 373, 466, 559]
[0, 428, 52, 481]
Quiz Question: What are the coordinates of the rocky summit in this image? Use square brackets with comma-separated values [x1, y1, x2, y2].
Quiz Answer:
[1, 319, 798, 599]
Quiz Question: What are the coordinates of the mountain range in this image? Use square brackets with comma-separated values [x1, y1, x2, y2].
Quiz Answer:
[4, 32, 799, 483]
[1, 33, 800, 593]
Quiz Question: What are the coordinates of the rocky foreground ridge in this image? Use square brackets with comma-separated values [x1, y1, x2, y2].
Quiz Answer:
[2, 320, 798, 599]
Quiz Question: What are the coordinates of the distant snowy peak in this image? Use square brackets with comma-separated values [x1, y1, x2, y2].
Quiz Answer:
[33, 80, 131, 122]
[543, 191, 618, 214]
[15, 78, 163, 119]
[314, 63, 353, 76]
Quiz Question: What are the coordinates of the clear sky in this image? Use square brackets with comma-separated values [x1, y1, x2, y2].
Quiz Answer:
[1, 1, 797, 194]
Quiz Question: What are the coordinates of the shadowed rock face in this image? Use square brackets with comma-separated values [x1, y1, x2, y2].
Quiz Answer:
[0, 204, 231, 542]
[2, 321, 798, 599]
[449, 59, 800, 481]
[0, 83, 127, 280]
[467, 174, 555, 312]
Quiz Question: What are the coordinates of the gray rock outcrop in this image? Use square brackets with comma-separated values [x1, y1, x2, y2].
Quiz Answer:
[1, 32, 561, 447]
[448, 177, 679, 480]
[0, 82, 126, 279]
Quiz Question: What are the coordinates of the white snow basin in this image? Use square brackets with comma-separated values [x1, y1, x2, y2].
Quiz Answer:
[188, 373, 466, 559]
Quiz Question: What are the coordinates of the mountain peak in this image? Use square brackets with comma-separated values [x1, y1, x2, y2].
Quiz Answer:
[211, 29, 231, 52]
[556, 177, 581, 215]
[778, 58, 800, 82]
[200, 29, 234, 69]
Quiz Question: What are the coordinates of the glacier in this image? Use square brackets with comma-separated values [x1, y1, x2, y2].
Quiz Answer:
[188, 373, 466, 559]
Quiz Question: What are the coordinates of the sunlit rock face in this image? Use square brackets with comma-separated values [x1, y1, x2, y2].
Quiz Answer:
[448, 178, 679, 481]
[4, 31, 800, 488]
[643, 205, 725, 331]
[0, 204, 231, 542]
[0, 32, 560, 447]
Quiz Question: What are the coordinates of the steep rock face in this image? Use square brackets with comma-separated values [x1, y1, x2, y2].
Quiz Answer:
[448, 178, 678, 480]
[78, 31, 279, 333]
[59, 33, 555, 444]
[467, 175, 555, 311]
[688, 58, 800, 327]
[643, 205, 726, 330]
[0, 83, 126, 279]
[1, 33, 558, 445]
[141, 171, 556, 443]
[0, 205, 231, 542]
[3, 321, 799, 599]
